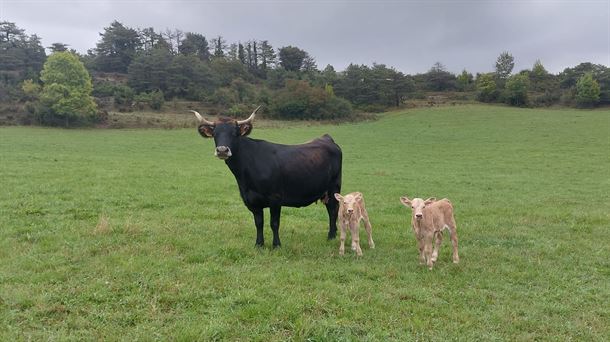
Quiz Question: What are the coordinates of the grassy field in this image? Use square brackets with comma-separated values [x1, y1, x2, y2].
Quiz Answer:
[1, 105, 609, 340]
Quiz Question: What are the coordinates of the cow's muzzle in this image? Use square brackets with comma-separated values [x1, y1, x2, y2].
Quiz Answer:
[215, 146, 232, 160]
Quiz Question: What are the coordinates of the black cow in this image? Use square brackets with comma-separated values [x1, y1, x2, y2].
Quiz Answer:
[193, 107, 342, 247]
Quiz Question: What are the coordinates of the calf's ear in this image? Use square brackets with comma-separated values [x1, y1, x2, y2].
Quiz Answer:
[424, 197, 436, 204]
[198, 124, 214, 138]
[334, 193, 343, 201]
[400, 196, 411, 206]
[355, 193, 363, 202]
[238, 122, 253, 136]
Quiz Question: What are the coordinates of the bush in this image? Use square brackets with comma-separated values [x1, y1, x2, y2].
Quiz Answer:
[270, 80, 352, 120]
[150, 90, 164, 110]
[505, 74, 529, 106]
[37, 52, 97, 126]
[476, 73, 498, 103]
[133, 90, 164, 111]
[531, 90, 560, 107]
[575, 73, 600, 108]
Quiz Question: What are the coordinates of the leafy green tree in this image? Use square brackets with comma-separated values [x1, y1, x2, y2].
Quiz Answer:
[505, 73, 529, 106]
[322, 64, 337, 86]
[476, 73, 498, 102]
[278, 46, 307, 72]
[210, 58, 252, 86]
[530, 59, 550, 91]
[575, 73, 600, 108]
[167, 54, 214, 100]
[559, 63, 609, 104]
[495, 51, 514, 86]
[456, 69, 474, 91]
[178, 32, 210, 61]
[94, 21, 140, 73]
[271, 79, 352, 120]
[38, 52, 97, 126]
[127, 47, 172, 93]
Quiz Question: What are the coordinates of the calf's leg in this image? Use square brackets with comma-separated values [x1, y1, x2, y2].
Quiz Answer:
[350, 221, 363, 256]
[431, 230, 443, 263]
[361, 211, 375, 249]
[339, 220, 347, 255]
[424, 232, 434, 269]
[448, 219, 459, 263]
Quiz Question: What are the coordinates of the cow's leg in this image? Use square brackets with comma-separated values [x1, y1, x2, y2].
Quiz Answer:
[350, 221, 363, 256]
[448, 219, 459, 263]
[339, 220, 346, 255]
[325, 198, 339, 240]
[270, 205, 282, 248]
[252, 208, 264, 247]
[361, 211, 374, 249]
[431, 230, 443, 263]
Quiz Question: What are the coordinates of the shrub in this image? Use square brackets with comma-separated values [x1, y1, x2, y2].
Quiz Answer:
[505, 74, 530, 106]
[37, 52, 98, 126]
[133, 90, 164, 111]
[150, 90, 164, 110]
[270, 80, 352, 120]
[476, 73, 498, 103]
[575, 73, 601, 108]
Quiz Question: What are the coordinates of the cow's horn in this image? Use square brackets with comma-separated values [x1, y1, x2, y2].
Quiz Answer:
[190, 110, 214, 125]
[237, 105, 261, 125]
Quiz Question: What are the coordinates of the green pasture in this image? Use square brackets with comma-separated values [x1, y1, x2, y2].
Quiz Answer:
[1, 105, 608, 340]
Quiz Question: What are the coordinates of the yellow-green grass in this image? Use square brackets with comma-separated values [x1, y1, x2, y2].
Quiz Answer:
[1, 105, 608, 340]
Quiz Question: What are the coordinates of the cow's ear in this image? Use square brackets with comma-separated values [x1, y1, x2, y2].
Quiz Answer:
[334, 193, 343, 201]
[198, 124, 214, 138]
[238, 122, 253, 136]
[400, 196, 411, 207]
[424, 197, 436, 205]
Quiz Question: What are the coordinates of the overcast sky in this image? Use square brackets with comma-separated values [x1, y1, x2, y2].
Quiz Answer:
[1, 0, 608, 74]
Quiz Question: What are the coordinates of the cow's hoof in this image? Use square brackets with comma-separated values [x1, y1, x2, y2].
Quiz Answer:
[255, 242, 264, 248]
[272, 243, 281, 249]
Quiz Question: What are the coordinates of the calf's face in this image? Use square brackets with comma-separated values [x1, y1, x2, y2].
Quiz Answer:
[400, 196, 436, 220]
[334, 193, 362, 217]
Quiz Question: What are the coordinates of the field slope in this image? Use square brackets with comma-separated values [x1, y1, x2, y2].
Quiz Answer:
[1, 105, 609, 340]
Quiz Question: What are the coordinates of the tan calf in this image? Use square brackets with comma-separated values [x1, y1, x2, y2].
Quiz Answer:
[334, 192, 374, 256]
[400, 196, 459, 269]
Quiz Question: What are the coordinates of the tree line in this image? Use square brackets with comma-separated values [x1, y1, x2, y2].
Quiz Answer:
[0, 20, 607, 126]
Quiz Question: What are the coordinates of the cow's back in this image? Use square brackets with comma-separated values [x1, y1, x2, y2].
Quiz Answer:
[237, 135, 341, 208]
